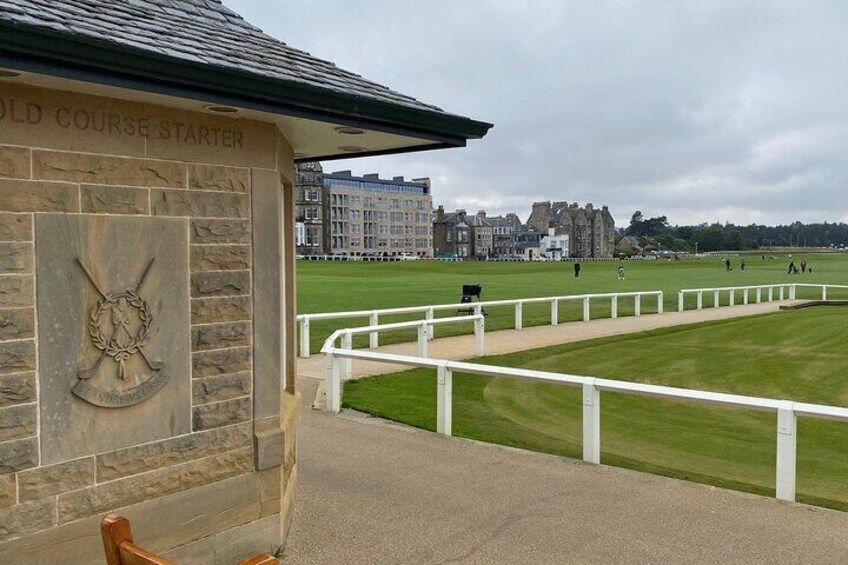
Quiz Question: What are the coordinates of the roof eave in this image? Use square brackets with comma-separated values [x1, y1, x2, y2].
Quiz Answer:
[0, 21, 493, 154]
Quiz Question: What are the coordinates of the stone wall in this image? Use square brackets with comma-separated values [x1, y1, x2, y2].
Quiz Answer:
[0, 83, 297, 563]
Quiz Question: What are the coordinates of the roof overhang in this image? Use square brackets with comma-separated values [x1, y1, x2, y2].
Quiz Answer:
[0, 20, 493, 162]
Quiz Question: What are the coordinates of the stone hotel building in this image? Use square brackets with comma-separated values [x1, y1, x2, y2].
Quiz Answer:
[296, 163, 433, 257]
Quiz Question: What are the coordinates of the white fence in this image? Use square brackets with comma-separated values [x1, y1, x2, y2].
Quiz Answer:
[320, 315, 485, 380]
[678, 283, 848, 311]
[298, 290, 664, 357]
[323, 347, 848, 503]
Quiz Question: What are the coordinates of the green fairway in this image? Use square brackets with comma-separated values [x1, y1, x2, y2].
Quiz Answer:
[343, 307, 848, 510]
[298, 253, 848, 353]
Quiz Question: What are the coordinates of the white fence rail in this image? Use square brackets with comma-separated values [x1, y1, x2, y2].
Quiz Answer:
[323, 347, 848, 503]
[678, 283, 848, 311]
[320, 315, 485, 380]
[298, 290, 664, 357]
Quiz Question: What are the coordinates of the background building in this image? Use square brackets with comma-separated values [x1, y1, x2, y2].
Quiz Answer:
[322, 169, 432, 257]
[295, 162, 325, 254]
[526, 201, 615, 258]
[433, 207, 471, 258]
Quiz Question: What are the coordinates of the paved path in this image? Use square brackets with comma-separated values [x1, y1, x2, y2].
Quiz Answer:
[285, 301, 848, 563]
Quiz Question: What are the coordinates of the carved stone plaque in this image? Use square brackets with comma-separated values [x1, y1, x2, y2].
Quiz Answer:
[36, 215, 191, 464]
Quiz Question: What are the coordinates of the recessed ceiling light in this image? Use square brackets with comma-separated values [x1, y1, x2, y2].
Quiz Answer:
[0, 69, 21, 78]
[338, 146, 366, 153]
[205, 104, 239, 113]
[334, 126, 365, 135]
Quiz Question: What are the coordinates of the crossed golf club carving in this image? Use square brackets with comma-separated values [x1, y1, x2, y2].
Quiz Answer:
[76, 258, 164, 381]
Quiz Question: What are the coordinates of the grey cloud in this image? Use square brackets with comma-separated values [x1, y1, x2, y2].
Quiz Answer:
[228, 0, 848, 225]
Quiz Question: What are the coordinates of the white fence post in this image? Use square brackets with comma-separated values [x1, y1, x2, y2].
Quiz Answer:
[341, 331, 353, 381]
[474, 316, 485, 356]
[634, 294, 641, 317]
[550, 299, 559, 326]
[436, 362, 452, 436]
[822, 286, 828, 300]
[790, 284, 796, 300]
[426, 307, 434, 340]
[756, 287, 762, 303]
[743, 288, 749, 305]
[582, 379, 600, 464]
[729, 290, 735, 306]
[714, 290, 720, 309]
[696, 291, 703, 310]
[369, 311, 379, 349]
[657, 292, 663, 314]
[678, 291, 684, 312]
[768, 287, 774, 302]
[776, 401, 797, 502]
[583, 297, 590, 322]
[299, 317, 311, 358]
[417, 324, 428, 358]
[325, 350, 341, 413]
[611, 295, 618, 319]
[515, 301, 523, 330]
[779, 286, 785, 301]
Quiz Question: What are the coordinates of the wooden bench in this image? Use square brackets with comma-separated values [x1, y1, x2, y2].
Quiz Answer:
[101, 514, 279, 565]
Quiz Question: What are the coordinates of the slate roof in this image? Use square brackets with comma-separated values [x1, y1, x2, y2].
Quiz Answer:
[0, 0, 492, 142]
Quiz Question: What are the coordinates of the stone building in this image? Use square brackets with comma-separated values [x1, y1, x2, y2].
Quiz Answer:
[433, 206, 471, 258]
[526, 201, 615, 258]
[295, 162, 325, 254]
[477, 211, 516, 257]
[322, 170, 432, 257]
[0, 1, 491, 563]
[468, 212, 494, 258]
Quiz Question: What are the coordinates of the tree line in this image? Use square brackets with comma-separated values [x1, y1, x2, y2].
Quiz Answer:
[620, 211, 848, 253]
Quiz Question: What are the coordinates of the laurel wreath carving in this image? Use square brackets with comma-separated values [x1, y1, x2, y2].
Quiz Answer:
[88, 291, 152, 363]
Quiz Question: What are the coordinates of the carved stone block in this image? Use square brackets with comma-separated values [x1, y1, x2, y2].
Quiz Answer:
[36, 214, 191, 464]
[80, 184, 149, 215]
[191, 296, 251, 324]
[0, 309, 34, 341]
[33, 150, 185, 188]
[0, 404, 36, 442]
[0, 243, 32, 274]
[0, 146, 30, 179]
[0, 437, 37, 474]
[151, 189, 248, 218]
[0, 179, 78, 213]
[190, 245, 251, 271]
[17, 457, 94, 502]
[190, 219, 251, 244]
[188, 164, 249, 193]
[0, 372, 35, 407]
[192, 397, 251, 431]
[192, 372, 251, 405]
[0, 213, 32, 241]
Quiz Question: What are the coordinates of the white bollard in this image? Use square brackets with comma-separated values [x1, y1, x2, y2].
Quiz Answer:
[551, 299, 559, 326]
[426, 307, 434, 340]
[436, 362, 452, 436]
[369, 312, 379, 349]
[583, 297, 590, 322]
[776, 402, 797, 502]
[515, 302, 523, 330]
[474, 316, 485, 356]
[299, 317, 311, 358]
[611, 295, 618, 319]
[325, 351, 341, 413]
[341, 331, 353, 381]
[696, 291, 703, 310]
[634, 294, 641, 317]
[417, 324, 428, 357]
[582, 380, 600, 464]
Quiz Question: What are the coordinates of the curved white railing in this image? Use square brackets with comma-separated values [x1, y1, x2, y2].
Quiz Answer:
[678, 283, 848, 311]
[322, 347, 848, 504]
[298, 290, 664, 357]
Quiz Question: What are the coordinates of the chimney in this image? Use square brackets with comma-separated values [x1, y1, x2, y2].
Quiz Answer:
[477, 210, 486, 218]
[436, 205, 445, 222]
[363, 173, 379, 180]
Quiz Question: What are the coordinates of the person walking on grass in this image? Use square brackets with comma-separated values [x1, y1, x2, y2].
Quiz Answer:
[740, 259, 746, 271]
[574, 261, 581, 278]
[801, 260, 807, 273]
[788, 261, 795, 275]
[617, 264, 626, 280]
[725, 258, 731, 271]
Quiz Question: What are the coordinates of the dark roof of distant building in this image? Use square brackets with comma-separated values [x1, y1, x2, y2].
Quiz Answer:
[0, 0, 492, 153]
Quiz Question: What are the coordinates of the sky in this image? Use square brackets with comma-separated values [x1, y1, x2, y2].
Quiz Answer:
[227, 0, 848, 227]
